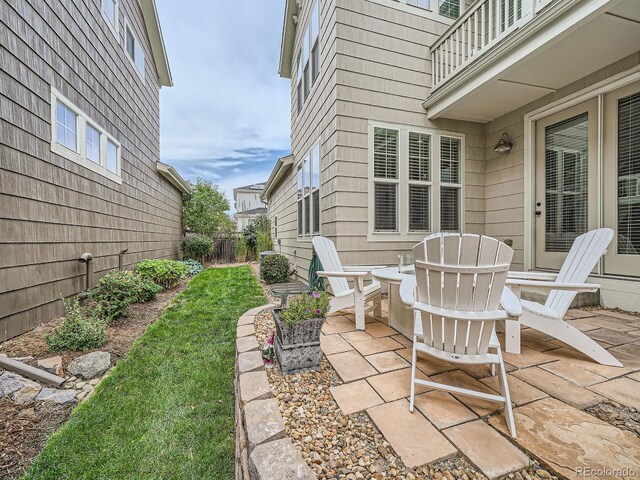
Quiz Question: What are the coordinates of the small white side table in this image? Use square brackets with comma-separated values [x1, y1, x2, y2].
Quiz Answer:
[371, 267, 415, 339]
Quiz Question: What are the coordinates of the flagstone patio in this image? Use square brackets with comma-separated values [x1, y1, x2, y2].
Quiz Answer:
[321, 301, 640, 479]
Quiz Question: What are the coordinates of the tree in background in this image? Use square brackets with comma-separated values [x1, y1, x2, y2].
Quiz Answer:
[182, 179, 233, 236]
[242, 213, 272, 259]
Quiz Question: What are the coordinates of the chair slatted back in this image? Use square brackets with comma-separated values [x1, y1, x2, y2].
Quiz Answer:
[413, 234, 513, 356]
[546, 228, 614, 317]
[312, 236, 350, 295]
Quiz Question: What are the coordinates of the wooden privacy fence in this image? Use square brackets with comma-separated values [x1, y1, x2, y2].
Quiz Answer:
[210, 235, 238, 264]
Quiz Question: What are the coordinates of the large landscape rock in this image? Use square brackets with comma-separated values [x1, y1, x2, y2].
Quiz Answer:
[68, 351, 111, 379]
[0, 372, 26, 396]
[249, 438, 315, 480]
[36, 388, 77, 404]
[12, 378, 42, 405]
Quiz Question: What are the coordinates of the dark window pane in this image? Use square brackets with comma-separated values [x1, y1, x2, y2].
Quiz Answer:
[374, 183, 397, 232]
[303, 64, 310, 99]
[409, 185, 430, 232]
[313, 190, 320, 234]
[311, 41, 319, 83]
[373, 128, 398, 179]
[297, 201, 303, 235]
[304, 196, 311, 234]
[439, 0, 460, 19]
[618, 92, 640, 255]
[441, 187, 459, 231]
[297, 81, 303, 114]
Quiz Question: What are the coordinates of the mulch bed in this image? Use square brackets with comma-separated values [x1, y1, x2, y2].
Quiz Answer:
[0, 279, 188, 479]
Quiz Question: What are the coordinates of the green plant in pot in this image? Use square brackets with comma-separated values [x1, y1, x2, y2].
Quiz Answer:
[272, 291, 329, 375]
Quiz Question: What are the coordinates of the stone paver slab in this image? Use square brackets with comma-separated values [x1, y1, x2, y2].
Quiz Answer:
[564, 309, 599, 319]
[512, 367, 604, 409]
[550, 348, 635, 378]
[366, 351, 409, 373]
[238, 351, 264, 373]
[237, 336, 259, 353]
[351, 337, 403, 356]
[611, 342, 640, 359]
[322, 317, 356, 335]
[392, 334, 412, 347]
[502, 346, 554, 369]
[566, 318, 600, 332]
[237, 324, 255, 338]
[413, 390, 477, 429]
[326, 350, 377, 383]
[480, 374, 547, 406]
[364, 322, 398, 338]
[367, 399, 456, 468]
[320, 334, 353, 355]
[249, 438, 315, 480]
[539, 359, 608, 386]
[430, 370, 501, 416]
[587, 328, 632, 346]
[580, 314, 638, 332]
[239, 371, 271, 404]
[238, 315, 255, 326]
[330, 380, 383, 414]
[340, 330, 373, 344]
[367, 367, 431, 402]
[627, 371, 640, 382]
[589, 378, 640, 410]
[244, 398, 286, 449]
[444, 420, 529, 478]
[489, 397, 640, 480]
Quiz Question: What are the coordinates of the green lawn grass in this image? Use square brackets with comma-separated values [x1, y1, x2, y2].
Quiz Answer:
[23, 266, 264, 480]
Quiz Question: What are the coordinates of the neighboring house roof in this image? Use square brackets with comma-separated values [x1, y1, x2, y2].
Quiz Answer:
[156, 161, 191, 195]
[235, 207, 268, 217]
[233, 182, 266, 201]
[278, 0, 298, 79]
[262, 154, 293, 201]
[140, 0, 173, 87]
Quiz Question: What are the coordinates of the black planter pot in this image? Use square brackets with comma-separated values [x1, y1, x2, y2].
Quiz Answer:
[272, 308, 324, 375]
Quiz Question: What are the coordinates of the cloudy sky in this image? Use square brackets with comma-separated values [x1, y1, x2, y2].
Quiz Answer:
[156, 1, 290, 212]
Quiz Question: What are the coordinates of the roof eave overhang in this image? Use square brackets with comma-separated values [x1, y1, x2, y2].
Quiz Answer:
[278, 0, 298, 79]
[157, 161, 191, 195]
[139, 0, 173, 87]
[262, 154, 294, 201]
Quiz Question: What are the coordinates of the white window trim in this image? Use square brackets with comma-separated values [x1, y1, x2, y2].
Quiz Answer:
[297, 140, 322, 240]
[367, 0, 459, 22]
[523, 66, 640, 275]
[367, 121, 465, 242]
[101, 0, 119, 42]
[124, 18, 145, 82]
[50, 87, 122, 184]
[295, 0, 320, 117]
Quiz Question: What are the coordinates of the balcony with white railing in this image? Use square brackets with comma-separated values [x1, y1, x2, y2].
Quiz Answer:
[431, 0, 556, 89]
[424, 0, 640, 122]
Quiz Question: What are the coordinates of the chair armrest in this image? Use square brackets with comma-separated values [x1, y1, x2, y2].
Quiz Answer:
[500, 287, 522, 318]
[507, 271, 558, 281]
[343, 265, 387, 272]
[399, 277, 417, 306]
[317, 271, 369, 278]
[506, 278, 601, 292]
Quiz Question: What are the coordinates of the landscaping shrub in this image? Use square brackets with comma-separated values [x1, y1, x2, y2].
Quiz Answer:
[235, 236, 247, 262]
[46, 298, 107, 352]
[136, 259, 187, 289]
[181, 259, 204, 276]
[261, 254, 291, 284]
[280, 291, 330, 325]
[91, 270, 162, 322]
[256, 230, 273, 254]
[180, 234, 213, 262]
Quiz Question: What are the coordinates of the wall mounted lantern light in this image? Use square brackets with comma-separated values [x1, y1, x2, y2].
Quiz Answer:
[493, 133, 513, 155]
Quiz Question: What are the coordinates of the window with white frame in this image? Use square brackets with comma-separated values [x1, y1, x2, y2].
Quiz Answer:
[438, 0, 460, 19]
[50, 87, 122, 183]
[369, 123, 463, 239]
[297, 141, 321, 236]
[390, 0, 461, 19]
[125, 22, 144, 78]
[295, 1, 320, 115]
[406, 0, 430, 10]
[102, 0, 118, 38]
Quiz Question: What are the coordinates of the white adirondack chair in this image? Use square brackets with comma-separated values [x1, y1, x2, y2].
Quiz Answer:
[312, 236, 383, 330]
[505, 228, 622, 367]
[402, 234, 517, 438]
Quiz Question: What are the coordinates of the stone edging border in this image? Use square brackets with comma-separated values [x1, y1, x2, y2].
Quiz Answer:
[235, 304, 317, 480]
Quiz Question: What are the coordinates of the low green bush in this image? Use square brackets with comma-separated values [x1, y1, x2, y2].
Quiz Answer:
[136, 259, 187, 289]
[235, 236, 247, 262]
[261, 254, 291, 284]
[46, 298, 107, 352]
[181, 259, 204, 276]
[91, 270, 162, 322]
[180, 235, 213, 262]
[280, 291, 330, 325]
